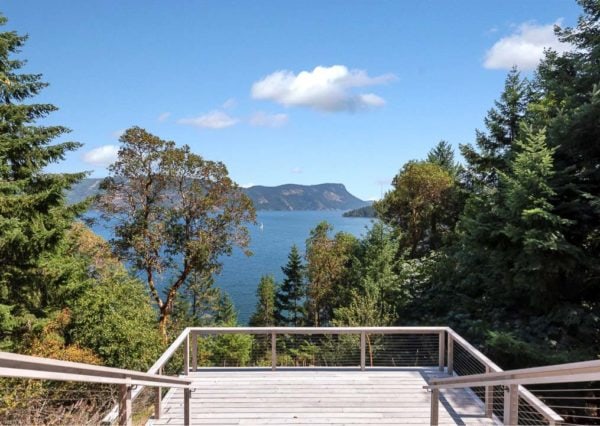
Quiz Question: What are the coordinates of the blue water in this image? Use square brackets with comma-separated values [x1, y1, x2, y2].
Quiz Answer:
[88, 211, 372, 324]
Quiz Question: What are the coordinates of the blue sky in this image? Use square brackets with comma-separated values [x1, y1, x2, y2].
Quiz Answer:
[4, 1, 581, 200]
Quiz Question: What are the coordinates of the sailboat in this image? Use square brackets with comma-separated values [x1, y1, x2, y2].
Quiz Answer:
[259, 222, 264, 231]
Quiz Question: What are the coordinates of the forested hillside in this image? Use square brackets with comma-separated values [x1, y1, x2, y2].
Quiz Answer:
[249, 1, 600, 368]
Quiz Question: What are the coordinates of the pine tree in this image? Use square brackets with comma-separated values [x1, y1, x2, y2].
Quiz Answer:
[249, 275, 277, 326]
[275, 245, 306, 326]
[0, 15, 86, 348]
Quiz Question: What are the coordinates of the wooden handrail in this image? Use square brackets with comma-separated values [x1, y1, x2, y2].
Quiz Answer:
[0, 351, 193, 426]
[445, 328, 561, 425]
[0, 366, 190, 388]
[190, 326, 449, 334]
[428, 358, 600, 389]
[0, 351, 190, 387]
[102, 327, 192, 425]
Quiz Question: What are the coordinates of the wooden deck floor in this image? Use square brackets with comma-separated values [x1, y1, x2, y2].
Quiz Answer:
[148, 368, 497, 425]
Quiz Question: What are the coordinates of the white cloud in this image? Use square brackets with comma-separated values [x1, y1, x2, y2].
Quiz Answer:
[291, 167, 303, 174]
[240, 182, 255, 188]
[82, 145, 119, 166]
[157, 112, 171, 122]
[249, 111, 289, 128]
[484, 21, 572, 70]
[178, 111, 239, 129]
[251, 65, 395, 112]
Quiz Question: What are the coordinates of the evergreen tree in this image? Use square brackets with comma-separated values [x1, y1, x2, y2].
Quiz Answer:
[495, 125, 580, 309]
[0, 15, 87, 349]
[427, 141, 461, 177]
[249, 275, 277, 327]
[275, 245, 306, 326]
[460, 68, 530, 187]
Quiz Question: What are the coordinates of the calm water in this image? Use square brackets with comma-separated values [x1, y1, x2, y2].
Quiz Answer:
[88, 211, 372, 324]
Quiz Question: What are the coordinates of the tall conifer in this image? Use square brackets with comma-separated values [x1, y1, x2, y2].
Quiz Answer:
[275, 245, 306, 326]
[0, 15, 86, 348]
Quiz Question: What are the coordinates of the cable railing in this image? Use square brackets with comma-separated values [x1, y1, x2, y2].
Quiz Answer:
[445, 329, 562, 425]
[428, 357, 600, 425]
[0, 351, 192, 426]
[102, 326, 558, 425]
[3, 326, 561, 425]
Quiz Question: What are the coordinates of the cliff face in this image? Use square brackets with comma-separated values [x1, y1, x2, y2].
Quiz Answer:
[67, 179, 369, 211]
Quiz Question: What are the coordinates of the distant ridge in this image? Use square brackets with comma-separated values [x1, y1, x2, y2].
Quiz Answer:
[67, 179, 369, 211]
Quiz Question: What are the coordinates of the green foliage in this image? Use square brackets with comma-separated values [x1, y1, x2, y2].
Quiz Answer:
[305, 222, 359, 326]
[250, 275, 277, 327]
[275, 246, 306, 326]
[460, 68, 531, 187]
[375, 161, 454, 257]
[0, 14, 87, 349]
[69, 274, 163, 371]
[97, 127, 256, 337]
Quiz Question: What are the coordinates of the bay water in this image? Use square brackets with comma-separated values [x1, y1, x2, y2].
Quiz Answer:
[88, 211, 373, 324]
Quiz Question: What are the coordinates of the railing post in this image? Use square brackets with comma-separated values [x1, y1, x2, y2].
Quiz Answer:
[504, 384, 519, 425]
[184, 387, 191, 426]
[118, 379, 132, 426]
[438, 331, 445, 371]
[154, 367, 162, 420]
[271, 332, 277, 371]
[360, 331, 366, 371]
[447, 333, 454, 375]
[192, 332, 198, 372]
[184, 331, 189, 375]
[485, 366, 493, 418]
[430, 388, 439, 426]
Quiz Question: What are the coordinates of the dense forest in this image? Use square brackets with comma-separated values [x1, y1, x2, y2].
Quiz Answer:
[0, 0, 599, 422]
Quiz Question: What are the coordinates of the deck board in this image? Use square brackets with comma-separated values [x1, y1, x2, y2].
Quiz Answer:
[148, 368, 497, 425]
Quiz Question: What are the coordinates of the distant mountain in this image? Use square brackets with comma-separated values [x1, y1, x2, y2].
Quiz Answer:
[67, 179, 369, 211]
[244, 183, 369, 211]
[67, 178, 104, 204]
[342, 204, 376, 218]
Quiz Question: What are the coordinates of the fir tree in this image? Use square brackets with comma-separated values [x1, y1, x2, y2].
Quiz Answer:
[275, 245, 306, 326]
[249, 275, 277, 327]
[0, 15, 86, 348]
[460, 68, 530, 187]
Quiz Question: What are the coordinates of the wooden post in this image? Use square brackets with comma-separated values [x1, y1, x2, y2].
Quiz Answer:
[447, 334, 454, 375]
[430, 388, 439, 426]
[360, 332, 366, 371]
[504, 384, 519, 425]
[485, 366, 493, 418]
[184, 332, 189, 375]
[154, 368, 162, 420]
[183, 387, 191, 426]
[438, 331, 445, 371]
[271, 332, 277, 371]
[192, 332, 198, 372]
[118, 380, 132, 426]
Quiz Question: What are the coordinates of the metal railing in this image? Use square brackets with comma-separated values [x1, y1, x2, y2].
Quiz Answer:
[428, 358, 600, 425]
[446, 329, 562, 425]
[0, 351, 192, 426]
[103, 326, 559, 425]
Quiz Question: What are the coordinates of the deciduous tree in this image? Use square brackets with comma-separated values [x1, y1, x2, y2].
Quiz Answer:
[98, 127, 256, 338]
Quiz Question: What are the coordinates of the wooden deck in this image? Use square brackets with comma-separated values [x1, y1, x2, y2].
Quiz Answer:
[149, 368, 497, 425]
